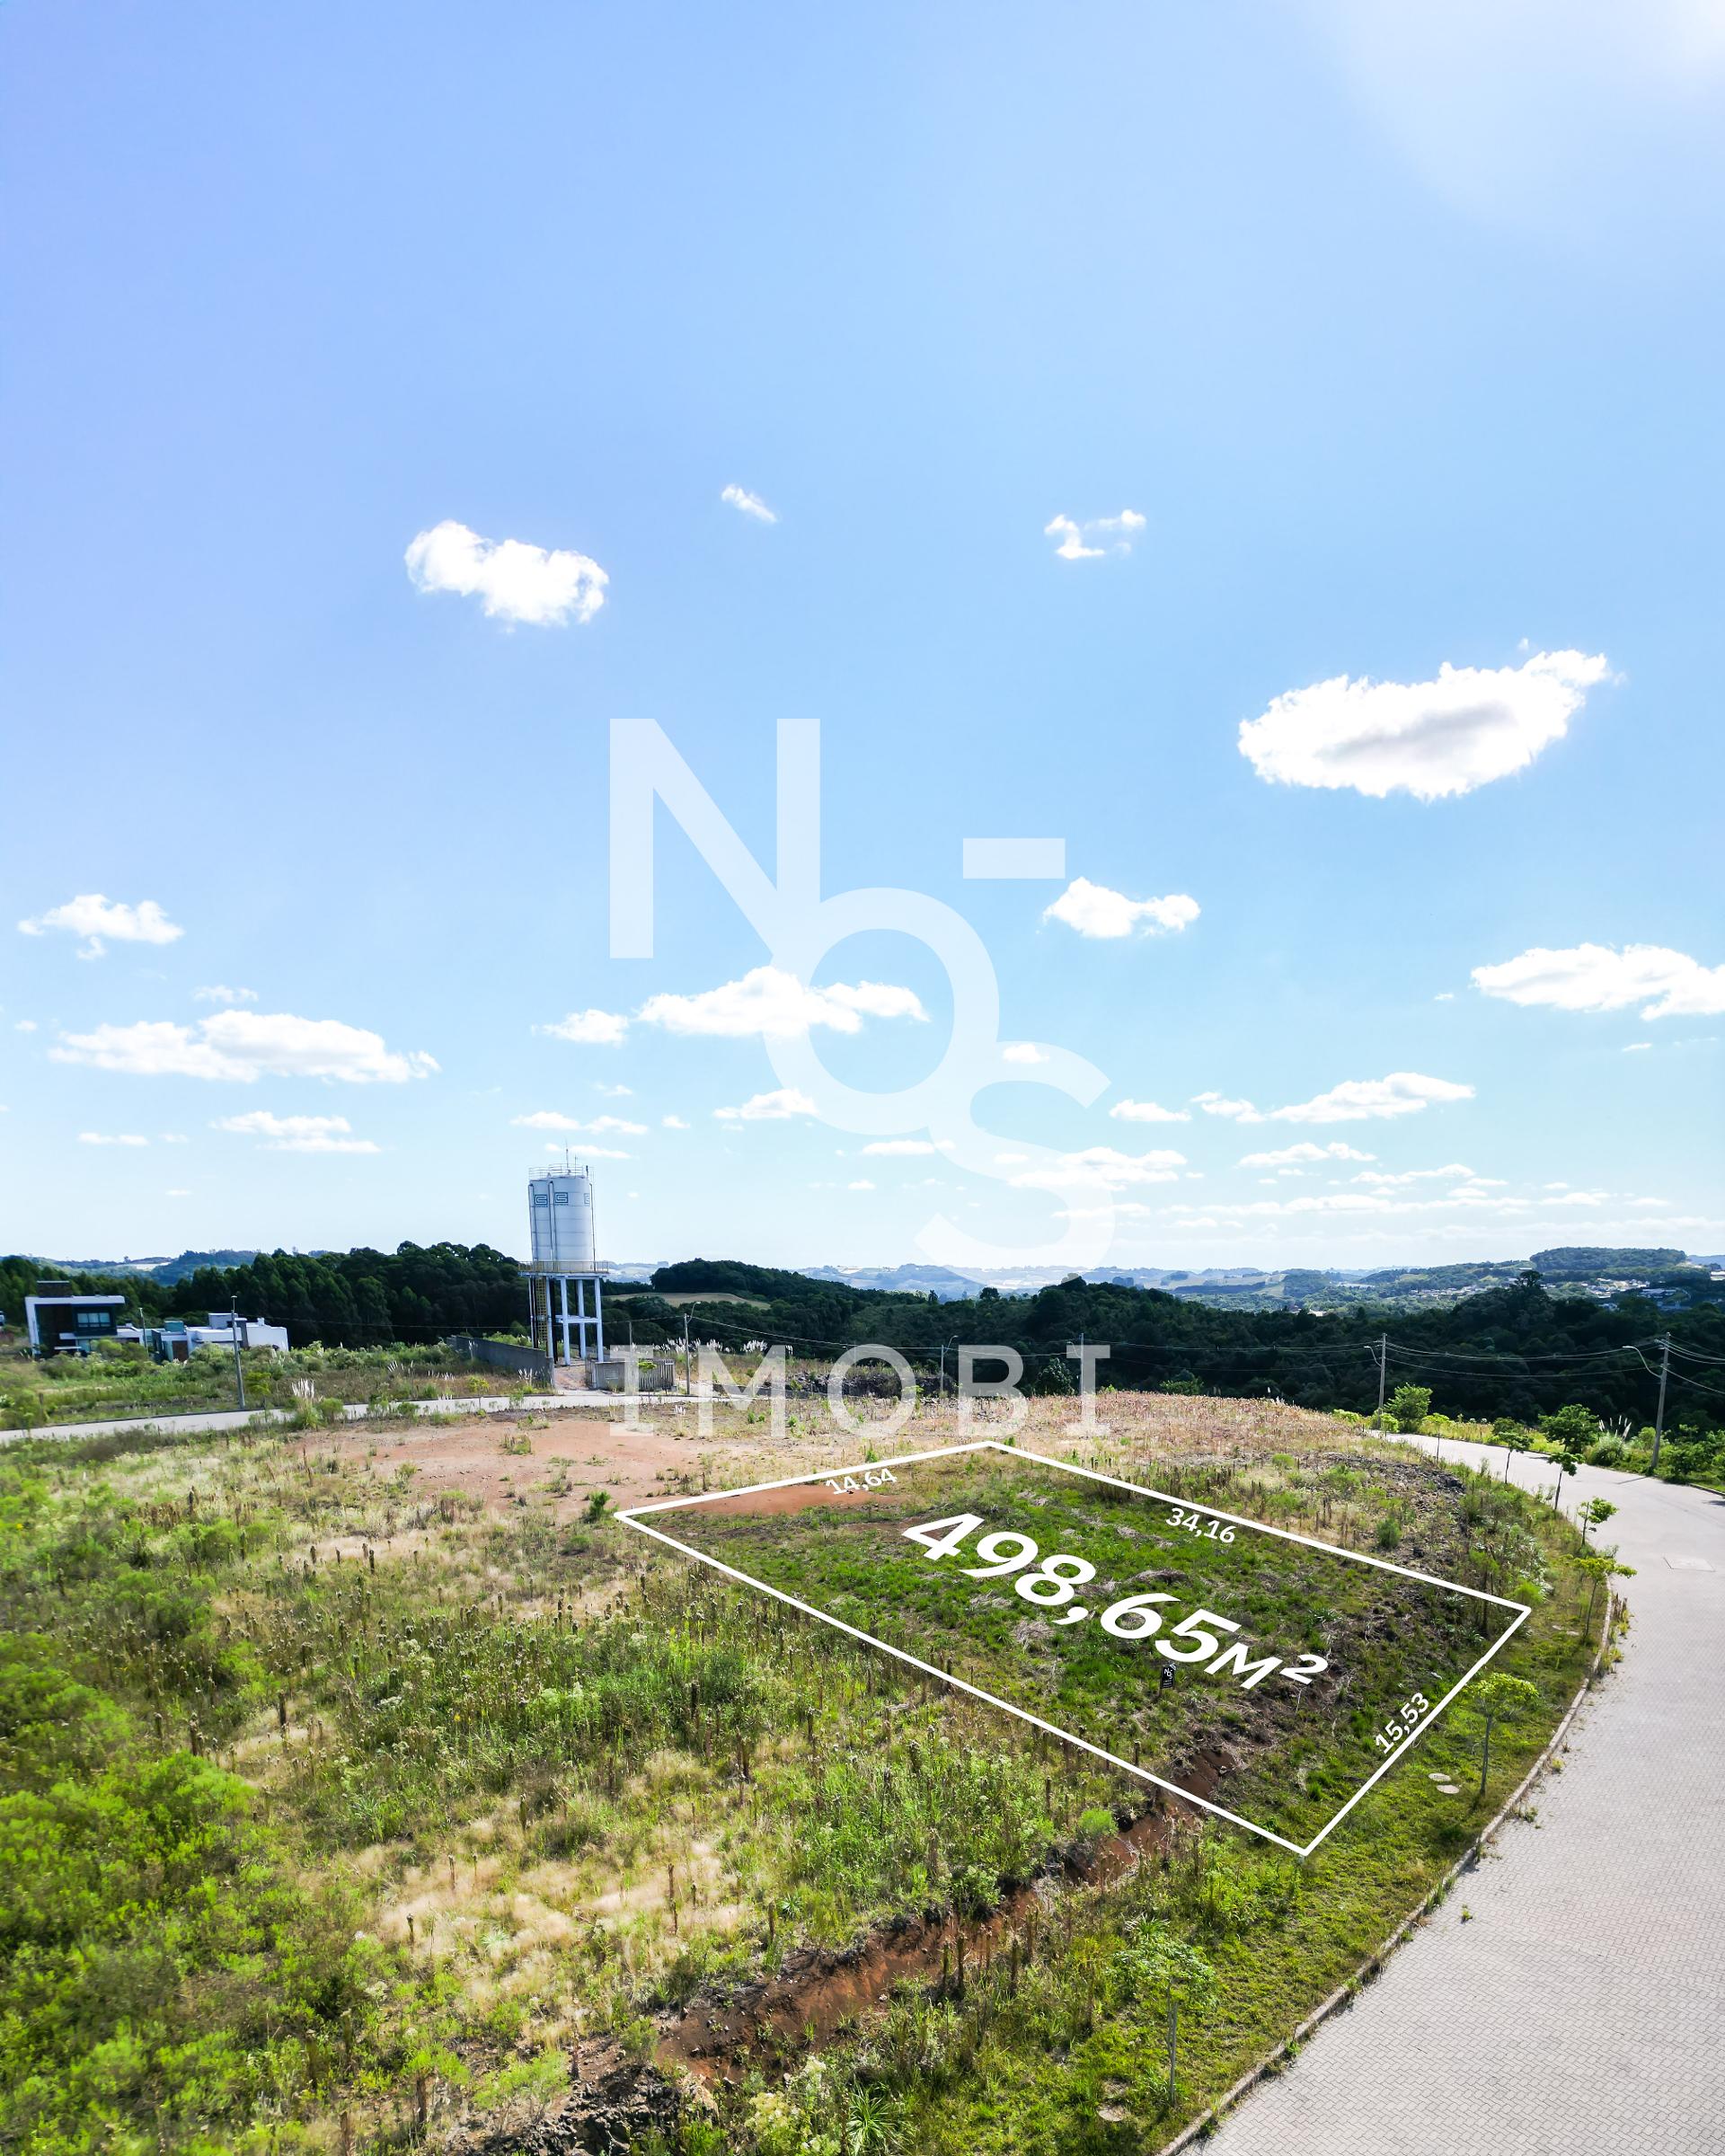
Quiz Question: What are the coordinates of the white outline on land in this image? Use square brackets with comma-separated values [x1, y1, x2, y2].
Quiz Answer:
[618, 1439, 1531, 1856]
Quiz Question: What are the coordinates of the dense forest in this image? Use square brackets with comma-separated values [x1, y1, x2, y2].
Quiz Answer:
[0, 1245, 521, 1350]
[630, 1259, 1725, 1428]
[4, 1246, 1721, 1430]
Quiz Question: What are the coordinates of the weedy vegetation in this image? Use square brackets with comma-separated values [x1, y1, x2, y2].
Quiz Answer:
[0, 1395, 1609, 2155]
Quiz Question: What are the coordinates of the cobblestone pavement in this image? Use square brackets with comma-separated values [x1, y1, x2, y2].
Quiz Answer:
[1204, 1442, 1725, 2156]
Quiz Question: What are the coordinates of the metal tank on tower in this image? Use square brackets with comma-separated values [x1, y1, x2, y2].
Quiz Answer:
[525, 1164, 607, 1367]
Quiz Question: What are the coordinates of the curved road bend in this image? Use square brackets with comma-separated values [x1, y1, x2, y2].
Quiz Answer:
[1204, 1439, 1725, 2156]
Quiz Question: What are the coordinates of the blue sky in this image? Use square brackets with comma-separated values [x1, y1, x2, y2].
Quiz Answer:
[4, 1, 1721, 1273]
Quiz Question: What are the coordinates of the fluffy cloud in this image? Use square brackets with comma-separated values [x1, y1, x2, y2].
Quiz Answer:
[1193, 1092, 1263, 1121]
[194, 985, 256, 1005]
[404, 519, 607, 627]
[1044, 509, 1146, 561]
[511, 1110, 647, 1135]
[1269, 1072, 1473, 1123]
[214, 1111, 380, 1154]
[1110, 1099, 1192, 1124]
[861, 1138, 951, 1156]
[1238, 649, 1609, 800]
[639, 966, 926, 1038]
[1002, 1043, 1048, 1065]
[847, 1179, 876, 1191]
[661, 1114, 691, 1129]
[78, 1131, 148, 1146]
[1239, 1141, 1375, 1165]
[1010, 1145, 1186, 1192]
[721, 484, 777, 523]
[713, 1087, 818, 1122]
[1472, 942, 1725, 1020]
[538, 1009, 630, 1046]
[19, 894, 183, 958]
[1044, 879, 1199, 940]
[53, 1012, 437, 1083]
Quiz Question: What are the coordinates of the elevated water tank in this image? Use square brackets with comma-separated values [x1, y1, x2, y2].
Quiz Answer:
[527, 1170, 597, 1271]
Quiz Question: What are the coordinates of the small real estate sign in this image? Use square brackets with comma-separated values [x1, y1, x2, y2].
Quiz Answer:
[620, 1440, 1529, 1854]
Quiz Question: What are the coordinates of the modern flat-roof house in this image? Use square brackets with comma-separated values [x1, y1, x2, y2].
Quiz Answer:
[116, 1312, 291, 1360]
[24, 1283, 128, 1355]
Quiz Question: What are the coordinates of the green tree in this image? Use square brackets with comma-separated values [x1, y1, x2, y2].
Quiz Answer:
[1579, 1497, 1617, 1543]
[1576, 1551, 1634, 1642]
[1387, 1383, 1432, 1434]
[1115, 1924, 1217, 2102]
[1541, 1403, 1599, 1454]
[1491, 1418, 1532, 1482]
[1464, 1672, 1539, 1806]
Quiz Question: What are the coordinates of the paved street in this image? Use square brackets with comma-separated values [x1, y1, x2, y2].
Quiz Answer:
[1205, 1440, 1725, 2156]
[10, 1392, 580, 1444]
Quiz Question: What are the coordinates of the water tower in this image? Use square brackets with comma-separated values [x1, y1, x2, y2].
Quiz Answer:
[525, 1164, 607, 1366]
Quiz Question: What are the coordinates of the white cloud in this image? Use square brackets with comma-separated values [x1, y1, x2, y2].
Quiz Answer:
[847, 1179, 876, 1191]
[639, 966, 926, 1038]
[78, 1131, 149, 1146]
[538, 1008, 630, 1046]
[1044, 879, 1200, 940]
[1010, 1145, 1187, 1192]
[713, 1087, 818, 1122]
[721, 484, 777, 523]
[404, 518, 607, 627]
[510, 1110, 647, 1135]
[1269, 1072, 1474, 1123]
[596, 1082, 634, 1097]
[52, 1011, 437, 1084]
[160, 1134, 189, 1144]
[1111, 1099, 1192, 1124]
[19, 894, 184, 958]
[215, 1110, 380, 1154]
[1623, 1041, 1652, 1053]
[1472, 942, 1725, 1020]
[14, 1020, 37, 1033]
[861, 1138, 951, 1156]
[194, 985, 256, 1005]
[1239, 1141, 1375, 1165]
[1003, 1043, 1048, 1065]
[164, 1188, 190, 1197]
[1238, 649, 1609, 800]
[1351, 1162, 1480, 1186]
[1193, 1092, 1263, 1122]
[661, 1114, 690, 1129]
[1044, 509, 1146, 561]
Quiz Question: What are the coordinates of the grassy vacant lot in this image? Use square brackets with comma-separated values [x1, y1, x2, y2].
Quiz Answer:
[0, 1341, 505, 1429]
[651, 1442, 1529, 1851]
[0, 1394, 1611, 2156]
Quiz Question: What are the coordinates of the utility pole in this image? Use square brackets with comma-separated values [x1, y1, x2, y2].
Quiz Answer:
[1650, 1334, 1671, 1474]
[682, 1313, 692, 1397]
[1374, 1334, 1387, 1431]
[230, 1305, 247, 1413]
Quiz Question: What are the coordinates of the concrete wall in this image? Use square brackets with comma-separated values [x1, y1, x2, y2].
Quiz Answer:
[447, 1333, 553, 1383]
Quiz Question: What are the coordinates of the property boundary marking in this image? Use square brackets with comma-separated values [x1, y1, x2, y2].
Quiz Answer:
[619, 1439, 1530, 1857]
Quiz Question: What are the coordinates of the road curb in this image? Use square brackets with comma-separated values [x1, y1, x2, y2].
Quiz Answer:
[1154, 1604, 1616, 2154]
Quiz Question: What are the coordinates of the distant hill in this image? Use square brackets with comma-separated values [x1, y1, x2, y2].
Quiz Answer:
[1527, 1246, 1690, 1277]
[35, 1249, 261, 1285]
